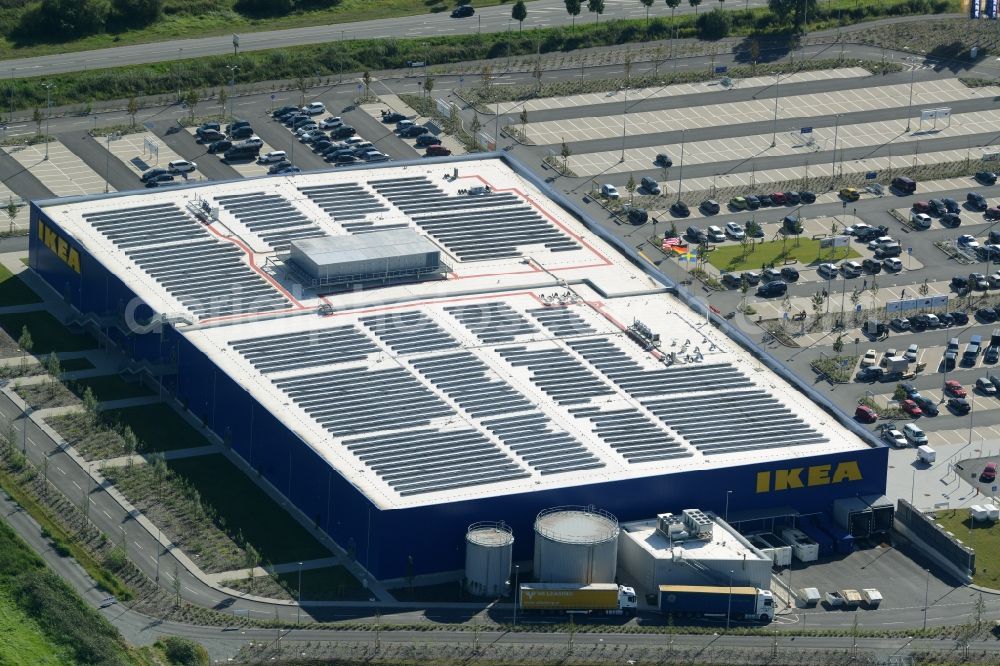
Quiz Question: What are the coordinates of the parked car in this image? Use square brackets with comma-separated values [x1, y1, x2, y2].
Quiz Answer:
[770, 191, 787, 205]
[301, 101, 326, 115]
[912, 200, 931, 213]
[144, 173, 175, 187]
[725, 221, 745, 239]
[982, 462, 998, 482]
[945, 380, 967, 397]
[139, 167, 168, 182]
[817, 263, 839, 279]
[207, 139, 232, 154]
[330, 125, 356, 139]
[197, 129, 225, 143]
[266, 160, 293, 174]
[951, 311, 970, 325]
[229, 125, 254, 140]
[948, 398, 971, 415]
[654, 153, 672, 167]
[451, 4, 475, 16]
[319, 116, 344, 129]
[258, 150, 287, 164]
[380, 111, 407, 123]
[986, 207, 1000, 221]
[861, 349, 878, 367]
[901, 399, 923, 417]
[167, 160, 197, 174]
[975, 171, 998, 185]
[883, 258, 903, 272]
[862, 258, 882, 274]
[729, 196, 749, 210]
[903, 343, 919, 362]
[928, 199, 947, 215]
[979, 377, 999, 395]
[271, 106, 298, 119]
[745, 194, 761, 209]
[706, 225, 726, 242]
[839, 187, 860, 201]
[426, 145, 452, 157]
[670, 201, 690, 217]
[968, 192, 988, 210]
[685, 226, 707, 243]
[400, 125, 429, 137]
[913, 395, 939, 416]
[903, 423, 928, 445]
[780, 267, 799, 282]
[785, 191, 801, 205]
[941, 213, 962, 227]
[416, 134, 442, 147]
[601, 184, 620, 199]
[799, 191, 816, 204]
[699, 199, 721, 215]
[882, 429, 907, 448]
[756, 281, 787, 298]
[855, 405, 878, 423]
[640, 176, 661, 195]
[890, 317, 910, 331]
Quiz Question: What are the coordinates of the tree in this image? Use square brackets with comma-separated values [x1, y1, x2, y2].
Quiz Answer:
[244, 543, 261, 590]
[151, 454, 168, 503]
[768, 0, 817, 27]
[833, 334, 844, 353]
[480, 65, 493, 97]
[22, 0, 110, 38]
[183, 89, 198, 123]
[587, 0, 605, 23]
[696, 8, 731, 39]
[696, 239, 710, 268]
[423, 74, 434, 99]
[560, 139, 571, 170]
[173, 561, 181, 605]
[745, 219, 762, 249]
[32, 108, 42, 136]
[519, 108, 529, 133]
[689, 0, 702, 13]
[532, 58, 543, 93]
[5, 198, 17, 234]
[217, 86, 227, 118]
[17, 325, 32, 370]
[749, 37, 760, 72]
[918, 278, 929, 297]
[82, 386, 99, 423]
[122, 425, 138, 463]
[625, 173, 637, 204]
[126, 96, 138, 128]
[111, 0, 163, 28]
[447, 103, 460, 134]
[811, 291, 824, 317]
[666, 0, 681, 23]
[469, 113, 481, 149]
[362, 70, 372, 101]
[512, 0, 527, 31]
[565, 0, 582, 27]
[294, 76, 307, 107]
[640, 0, 654, 23]
[46, 352, 60, 399]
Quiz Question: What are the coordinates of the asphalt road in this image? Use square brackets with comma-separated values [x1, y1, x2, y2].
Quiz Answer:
[2, 0, 774, 80]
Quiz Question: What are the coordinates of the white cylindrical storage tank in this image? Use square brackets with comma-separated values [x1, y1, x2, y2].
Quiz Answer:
[464, 522, 514, 597]
[533, 506, 619, 584]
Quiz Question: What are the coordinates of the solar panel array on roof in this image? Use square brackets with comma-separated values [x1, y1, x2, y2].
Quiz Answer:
[567, 338, 752, 397]
[360, 310, 461, 355]
[343, 428, 529, 496]
[231, 326, 378, 374]
[410, 351, 535, 419]
[643, 391, 828, 455]
[569, 406, 692, 464]
[498, 345, 613, 405]
[296, 183, 395, 233]
[368, 176, 581, 261]
[274, 366, 454, 437]
[214, 192, 326, 251]
[482, 413, 605, 475]
[82, 203, 291, 319]
[528, 306, 597, 337]
[446, 302, 539, 344]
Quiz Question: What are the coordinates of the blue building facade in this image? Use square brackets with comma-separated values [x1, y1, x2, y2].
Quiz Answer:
[29, 201, 889, 580]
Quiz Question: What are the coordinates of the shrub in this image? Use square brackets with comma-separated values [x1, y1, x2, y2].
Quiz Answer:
[158, 636, 209, 666]
[110, 0, 163, 28]
[18, 0, 111, 40]
[696, 8, 731, 39]
[234, 0, 293, 16]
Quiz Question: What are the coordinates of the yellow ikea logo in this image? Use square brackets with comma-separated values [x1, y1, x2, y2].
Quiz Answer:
[37, 220, 81, 274]
[755, 461, 862, 493]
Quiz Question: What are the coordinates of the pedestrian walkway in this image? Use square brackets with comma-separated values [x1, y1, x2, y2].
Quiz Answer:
[97, 443, 220, 469]
[4, 140, 114, 196]
[207, 555, 342, 585]
[33, 404, 84, 419]
[95, 395, 163, 411]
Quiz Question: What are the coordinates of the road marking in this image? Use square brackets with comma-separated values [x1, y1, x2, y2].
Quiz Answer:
[103, 510, 112, 519]
[134, 541, 143, 551]
[72, 481, 81, 490]
[56, 466, 65, 475]
[27, 438, 37, 448]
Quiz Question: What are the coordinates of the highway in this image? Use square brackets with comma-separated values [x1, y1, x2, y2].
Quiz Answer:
[2, 0, 770, 80]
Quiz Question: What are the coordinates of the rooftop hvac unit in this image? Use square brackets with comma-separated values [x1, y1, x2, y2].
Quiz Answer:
[681, 508, 713, 538]
[656, 513, 686, 538]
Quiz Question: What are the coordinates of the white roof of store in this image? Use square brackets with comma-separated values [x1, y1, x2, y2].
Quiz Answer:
[36, 157, 868, 510]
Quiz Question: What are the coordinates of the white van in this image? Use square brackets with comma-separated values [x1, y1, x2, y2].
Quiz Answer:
[917, 445, 936, 464]
[258, 150, 287, 164]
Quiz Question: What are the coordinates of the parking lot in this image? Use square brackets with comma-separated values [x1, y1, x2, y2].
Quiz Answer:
[106, 132, 185, 177]
[5, 141, 114, 196]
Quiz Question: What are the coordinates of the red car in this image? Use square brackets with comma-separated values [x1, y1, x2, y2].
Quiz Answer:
[901, 399, 923, 417]
[770, 192, 787, 205]
[426, 145, 452, 157]
[982, 462, 997, 483]
[945, 380, 967, 398]
[855, 404, 878, 423]
[912, 200, 931, 213]
[985, 207, 1000, 221]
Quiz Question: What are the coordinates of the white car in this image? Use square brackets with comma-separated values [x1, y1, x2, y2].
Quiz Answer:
[910, 212, 932, 229]
[818, 262, 839, 278]
[363, 151, 390, 162]
[344, 136, 366, 146]
[903, 423, 927, 445]
[236, 136, 264, 149]
[883, 257, 903, 272]
[319, 116, 343, 129]
[976, 377, 997, 395]
[861, 349, 878, 367]
[706, 225, 726, 243]
[725, 222, 745, 240]
[904, 343, 919, 362]
[258, 150, 287, 164]
[601, 184, 620, 199]
[167, 159, 196, 174]
[299, 130, 325, 143]
[868, 236, 893, 251]
[841, 260, 863, 277]
[294, 124, 318, 136]
[844, 223, 871, 236]
[882, 428, 907, 448]
[302, 101, 326, 115]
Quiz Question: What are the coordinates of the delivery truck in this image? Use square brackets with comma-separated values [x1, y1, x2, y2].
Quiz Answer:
[518, 583, 637, 615]
[658, 585, 775, 622]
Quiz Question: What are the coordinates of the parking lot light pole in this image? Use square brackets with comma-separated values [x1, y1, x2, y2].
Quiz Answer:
[513, 564, 520, 626]
[675, 130, 686, 203]
[770, 73, 780, 148]
[922, 568, 930, 630]
[724, 490, 732, 521]
[905, 59, 917, 132]
[726, 569, 734, 631]
[227, 65, 239, 121]
[620, 86, 628, 163]
[297, 561, 303, 625]
[830, 115, 841, 188]
[42, 82, 53, 160]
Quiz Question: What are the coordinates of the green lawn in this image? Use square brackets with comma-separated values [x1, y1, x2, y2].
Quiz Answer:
[0, 0, 531, 61]
[165, 454, 331, 566]
[0, 264, 40, 307]
[0, 589, 70, 666]
[0, 312, 95, 354]
[68, 375, 153, 402]
[932, 509, 1000, 588]
[707, 238, 860, 273]
[103, 403, 211, 453]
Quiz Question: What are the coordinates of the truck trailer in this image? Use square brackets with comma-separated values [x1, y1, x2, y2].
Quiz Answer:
[518, 583, 637, 615]
[658, 585, 775, 622]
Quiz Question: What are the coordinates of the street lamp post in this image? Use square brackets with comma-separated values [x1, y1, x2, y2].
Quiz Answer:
[513, 564, 520, 626]
[227, 65, 239, 121]
[297, 561, 303, 625]
[905, 59, 916, 132]
[770, 73, 780, 148]
[8, 68, 13, 122]
[620, 86, 628, 163]
[42, 83, 52, 160]
[675, 130, 686, 203]
[725, 490, 732, 522]
[922, 568, 930, 630]
[830, 114, 841, 188]
[726, 569, 734, 631]
[155, 526, 161, 583]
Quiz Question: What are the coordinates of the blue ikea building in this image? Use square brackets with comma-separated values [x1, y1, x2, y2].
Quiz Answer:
[28, 156, 888, 581]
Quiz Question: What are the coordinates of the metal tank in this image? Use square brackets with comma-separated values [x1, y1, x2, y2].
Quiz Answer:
[533, 506, 619, 584]
[464, 521, 514, 596]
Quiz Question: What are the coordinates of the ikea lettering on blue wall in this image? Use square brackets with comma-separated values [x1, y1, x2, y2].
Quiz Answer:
[756, 461, 862, 492]
[37, 220, 81, 274]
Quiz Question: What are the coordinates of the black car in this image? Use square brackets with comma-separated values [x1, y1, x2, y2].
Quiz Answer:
[451, 4, 474, 17]
[799, 191, 816, 204]
[197, 129, 225, 143]
[780, 267, 799, 282]
[908, 315, 928, 331]
[986, 346, 1000, 364]
[699, 199, 720, 215]
[938, 312, 955, 327]
[914, 395, 939, 416]
[941, 213, 962, 228]
[195, 121, 220, 135]
[207, 139, 232, 154]
[400, 125, 429, 137]
[654, 153, 673, 167]
[785, 191, 801, 205]
[145, 173, 175, 188]
[685, 226, 707, 243]
[330, 125, 357, 139]
[968, 191, 988, 210]
[756, 281, 787, 298]
[745, 194, 760, 210]
[284, 113, 308, 126]
[626, 207, 648, 225]
[976, 171, 998, 185]
[862, 258, 882, 274]
[948, 397, 971, 415]
[929, 199, 947, 216]
[977, 308, 998, 323]
[312, 139, 333, 153]
[950, 311, 969, 326]
[227, 120, 250, 133]
[741, 271, 761, 286]
[416, 134, 442, 147]
[670, 201, 690, 217]
[856, 226, 889, 243]
[943, 197, 961, 213]
[381, 111, 407, 123]
[272, 106, 298, 119]
[890, 317, 911, 331]
[267, 160, 293, 174]
[140, 167, 168, 182]
[952, 275, 969, 291]
[757, 194, 773, 207]
[229, 125, 254, 140]
[721, 273, 743, 289]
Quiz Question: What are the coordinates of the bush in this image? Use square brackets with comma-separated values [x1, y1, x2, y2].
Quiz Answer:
[17, 0, 111, 40]
[158, 636, 209, 666]
[696, 8, 731, 39]
[234, 0, 293, 16]
[109, 0, 163, 28]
